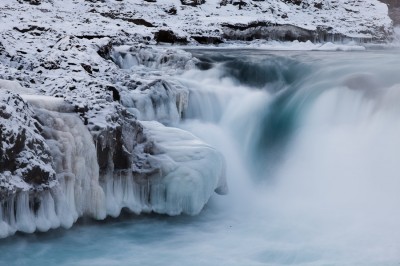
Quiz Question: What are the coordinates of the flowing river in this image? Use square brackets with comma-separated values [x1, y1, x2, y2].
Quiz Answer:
[2, 49, 400, 265]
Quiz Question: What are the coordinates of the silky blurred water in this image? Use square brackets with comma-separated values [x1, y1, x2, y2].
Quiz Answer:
[3, 49, 400, 266]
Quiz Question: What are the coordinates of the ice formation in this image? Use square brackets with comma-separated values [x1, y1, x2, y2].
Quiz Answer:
[0, 0, 396, 240]
[0, 92, 226, 237]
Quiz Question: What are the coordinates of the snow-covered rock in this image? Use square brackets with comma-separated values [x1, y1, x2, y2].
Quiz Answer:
[0, 34, 227, 238]
[0, 0, 393, 48]
[0, 92, 56, 199]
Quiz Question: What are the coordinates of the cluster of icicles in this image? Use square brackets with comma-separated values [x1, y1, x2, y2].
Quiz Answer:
[0, 104, 225, 238]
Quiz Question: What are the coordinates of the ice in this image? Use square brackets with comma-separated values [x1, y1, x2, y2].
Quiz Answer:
[21, 95, 70, 112]
[0, 79, 35, 94]
[111, 46, 197, 71]
[101, 119, 226, 217]
[0, 98, 226, 237]
[120, 80, 188, 125]
[141, 121, 226, 215]
[36, 109, 107, 220]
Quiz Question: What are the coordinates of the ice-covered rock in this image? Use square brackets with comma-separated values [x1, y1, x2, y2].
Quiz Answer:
[120, 79, 188, 125]
[0, 88, 225, 238]
[139, 121, 227, 215]
[111, 45, 197, 71]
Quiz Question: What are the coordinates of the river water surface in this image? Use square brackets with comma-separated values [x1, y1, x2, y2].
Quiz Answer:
[2, 49, 400, 265]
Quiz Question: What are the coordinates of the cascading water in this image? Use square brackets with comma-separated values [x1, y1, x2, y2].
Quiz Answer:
[2, 49, 400, 265]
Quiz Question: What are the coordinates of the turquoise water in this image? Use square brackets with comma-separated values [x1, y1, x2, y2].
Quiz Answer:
[2, 49, 400, 265]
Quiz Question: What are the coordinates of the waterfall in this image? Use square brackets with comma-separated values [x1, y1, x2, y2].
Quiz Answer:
[2, 49, 400, 265]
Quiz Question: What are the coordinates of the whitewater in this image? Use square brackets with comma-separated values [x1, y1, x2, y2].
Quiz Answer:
[2, 48, 400, 265]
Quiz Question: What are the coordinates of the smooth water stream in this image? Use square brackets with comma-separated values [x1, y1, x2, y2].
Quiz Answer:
[2, 49, 400, 265]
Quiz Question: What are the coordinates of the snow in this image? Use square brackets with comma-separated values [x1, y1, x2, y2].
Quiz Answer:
[0, 0, 392, 47]
[0, 0, 395, 238]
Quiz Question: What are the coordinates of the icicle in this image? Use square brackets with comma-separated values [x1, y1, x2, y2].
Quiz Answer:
[15, 191, 36, 233]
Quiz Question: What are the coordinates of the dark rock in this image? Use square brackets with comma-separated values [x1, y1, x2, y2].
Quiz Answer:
[154, 30, 188, 44]
[40, 60, 60, 70]
[282, 0, 302, 5]
[125, 18, 155, 27]
[100, 12, 155, 27]
[192, 35, 224, 44]
[165, 6, 177, 15]
[23, 0, 41, 5]
[97, 39, 113, 60]
[81, 63, 93, 74]
[23, 165, 50, 184]
[106, 85, 120, 101]
[0, 42, 5, 56]
[180, 0, 205, 6]
[13, 26, 48, 35]
[75, 35, 110, 40]
[232, 0, 247, 9]
[314, 2, 323, 9]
